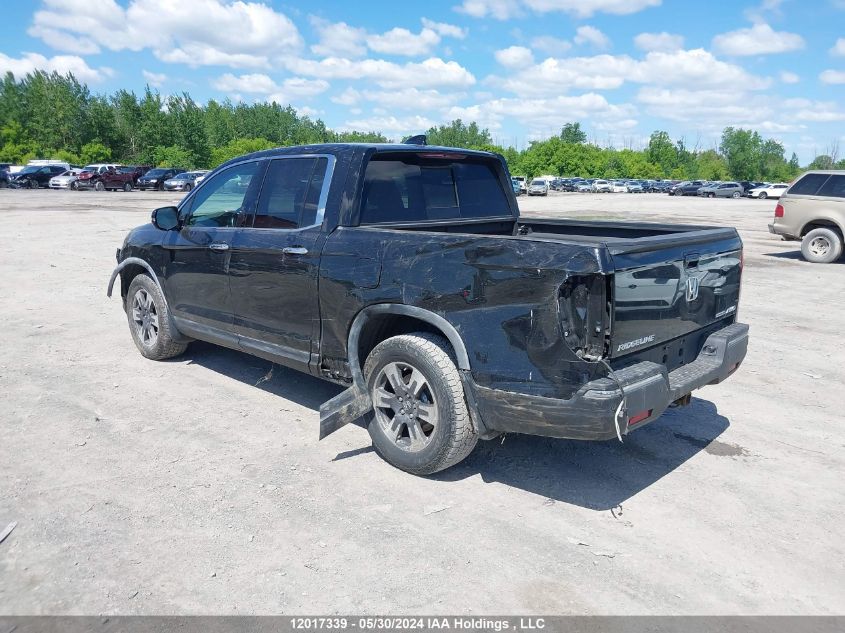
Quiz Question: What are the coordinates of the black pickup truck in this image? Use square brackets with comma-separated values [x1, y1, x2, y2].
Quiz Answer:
[108, 141, 748, 475]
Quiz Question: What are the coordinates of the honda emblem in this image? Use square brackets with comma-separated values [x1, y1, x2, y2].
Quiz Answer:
[685, 276, 700, 302]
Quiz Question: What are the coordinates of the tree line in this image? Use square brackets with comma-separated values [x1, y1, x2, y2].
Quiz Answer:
[2, 70, 842, 181]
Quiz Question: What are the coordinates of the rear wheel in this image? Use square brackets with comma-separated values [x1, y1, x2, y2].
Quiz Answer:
[123, 182, 132, 192]
[801, 228, 843, 264]
[731, 191, 741, 198]
[125, 275, 188, 360]
[364, 333, 478, 475]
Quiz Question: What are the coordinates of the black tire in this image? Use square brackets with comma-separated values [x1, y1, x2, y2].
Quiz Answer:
[801, 228, 843, 264]
[157, 182, 164, 191]
[28, 179, 37, 189]
[123, 182, 132, 192]
[184, 183, 192, 192]
[731, 191, 741, 199]
[94, 181, 105, 191]
[71, 181, 78, 190]
[708, 192, 715, 198]
[364, 333, 478, 475]
[125, 274, 188, 360]
[759, 192, 768, 199]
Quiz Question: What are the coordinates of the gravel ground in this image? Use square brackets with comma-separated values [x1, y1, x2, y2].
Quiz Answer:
[0, 188, 843, 615]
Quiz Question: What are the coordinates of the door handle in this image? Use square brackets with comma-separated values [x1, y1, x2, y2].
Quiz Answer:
[209, 242, 229, 251]
[282, 246, 308, 255]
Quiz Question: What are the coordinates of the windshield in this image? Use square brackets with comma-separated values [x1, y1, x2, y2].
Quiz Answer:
[118, 167, 135, 173]
[146, 169, 168, 177]
[18, 166, 39, 174]
[533, 180, 546, 186]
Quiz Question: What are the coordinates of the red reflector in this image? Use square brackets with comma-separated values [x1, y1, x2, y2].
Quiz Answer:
[628, 410, 652, 426]
[774, 204, 784, 218]
[419, 152, 466, 159]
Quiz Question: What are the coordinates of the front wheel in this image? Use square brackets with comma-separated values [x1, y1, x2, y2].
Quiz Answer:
[123, 182, 132, 192]
[801, 228, 843, 264]
[94, 181, 105, 192]
[364, 333, 478, 475]
[126, 275, 188, 360]
[71, 181, 78, 190]
[759, 192, 768, 199]
[184, 183, 192, 192]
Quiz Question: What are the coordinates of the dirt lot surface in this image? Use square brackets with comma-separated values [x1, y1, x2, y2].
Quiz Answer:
[1, 188, 843, 615]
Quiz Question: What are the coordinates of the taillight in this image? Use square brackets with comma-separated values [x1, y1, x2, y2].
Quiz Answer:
[558, 274, 608, 360]
[774, 204, 784, 218]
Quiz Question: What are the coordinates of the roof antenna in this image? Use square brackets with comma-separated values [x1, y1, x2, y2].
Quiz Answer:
[403, 134, 427, 146]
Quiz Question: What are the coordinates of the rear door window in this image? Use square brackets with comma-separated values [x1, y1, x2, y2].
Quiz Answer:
[252, 157, 328, 229]
[360, 154, 512, 224]
[789, 173, 830, 196]
[815, 175, 845, 198]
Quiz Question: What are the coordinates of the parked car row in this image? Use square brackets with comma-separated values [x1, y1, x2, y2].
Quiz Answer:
[1, 162, 209, 192]
[667, 180, 789, 199]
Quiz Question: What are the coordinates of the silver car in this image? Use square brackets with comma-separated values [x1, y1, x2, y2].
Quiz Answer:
[49, 169, 82, 190]
[528, 179, 549, 196]
[163, 170, 209, 192]
[700, 182, 744, 198]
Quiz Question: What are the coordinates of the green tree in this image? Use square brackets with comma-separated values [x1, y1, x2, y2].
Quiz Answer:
[153, 145, 195, 169]
[807, 154, 834, 170]
[647, 131, 677, 176]
[425, 119, 493, 149]
[80, 141, 111, 164]
[720, 127, 763, 180]
[210, 137, 276, 167]
[559, 122, 587, 144]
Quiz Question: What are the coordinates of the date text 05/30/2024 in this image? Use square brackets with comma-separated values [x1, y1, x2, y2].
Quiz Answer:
[290, 617, 547, 630]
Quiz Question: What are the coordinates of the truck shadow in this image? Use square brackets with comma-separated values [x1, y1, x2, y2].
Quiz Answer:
[433, 398, 732, 510]
[182, 343, 731, 511]
[183, 341, 344, 411]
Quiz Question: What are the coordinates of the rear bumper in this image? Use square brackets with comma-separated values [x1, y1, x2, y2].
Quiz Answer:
[768, 221, 797, 240]
[467, 322, 749, 440]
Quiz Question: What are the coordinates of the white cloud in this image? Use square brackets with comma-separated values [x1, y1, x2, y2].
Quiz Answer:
[282, 56, 476, 89]
[495, 46, 535, 68]
[456, 0, 661, 18]
[820, 69, 845, 84]
[530, 35, 571, 55]
[779, 71, 800, 83]
[367, 27, 441, 57]
[310, 18, 367, 58]
[574, 26, 610, 49]
[341, 114, 437, 135]
[791, 100, 845, 121]
[455, 0, 520, 19]
[26, 25, 101, 55]
[712, 23, 804, 56]
[358, 87, 460, 111]
[331, 88, 361, 106]
[492, 48, 770, 96]
[634, 32, 684, 52]
[29, 0, 302, 69]
[213, 73, 329, 100]
[421, 18, 468, 39]
[744, 0, 785, 24]
[142, 70, 167, 87]
[0, 51, 112, 83]
[831, 38, 845, 56]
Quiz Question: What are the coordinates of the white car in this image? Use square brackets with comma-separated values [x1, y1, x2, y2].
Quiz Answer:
[591, 179, 612, 193]
[194, 170, 210, 185]
[748, 183, 788, 199]
[49, 169, 82, 190]
[528, 179, 549, 196]
[611, 180, 628, 193]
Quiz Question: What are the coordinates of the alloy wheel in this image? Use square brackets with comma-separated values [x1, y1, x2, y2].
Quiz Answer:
[372, 361, 438, 452]
[808, 236, 831, 258]
[131, 288, 159, 347]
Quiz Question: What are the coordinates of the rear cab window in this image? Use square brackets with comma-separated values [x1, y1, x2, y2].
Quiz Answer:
[788, 173, 830, 196]
[359, 152, 513, 224]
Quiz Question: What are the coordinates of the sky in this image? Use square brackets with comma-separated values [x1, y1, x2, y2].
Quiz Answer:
[1, 0, 844, 162]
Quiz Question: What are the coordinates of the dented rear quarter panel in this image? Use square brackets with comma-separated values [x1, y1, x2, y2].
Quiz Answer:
[319, 226, 612, 400]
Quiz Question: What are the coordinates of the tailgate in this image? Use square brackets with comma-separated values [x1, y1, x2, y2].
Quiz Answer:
[608, 229, 742, 358]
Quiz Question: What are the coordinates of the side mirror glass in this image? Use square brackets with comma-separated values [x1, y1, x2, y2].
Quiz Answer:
[151, 206, 180, 231]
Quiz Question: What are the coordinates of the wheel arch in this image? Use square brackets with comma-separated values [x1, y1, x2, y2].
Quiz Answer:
[347, 304, 471, 386]
[107, 257, 168, 308]
[800, 218, 845, 240]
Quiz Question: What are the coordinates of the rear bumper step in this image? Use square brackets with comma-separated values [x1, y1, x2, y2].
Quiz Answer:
[466, 322, 749, 440]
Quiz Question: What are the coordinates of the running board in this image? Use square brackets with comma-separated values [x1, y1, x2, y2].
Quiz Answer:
[319, 385, 372, 439]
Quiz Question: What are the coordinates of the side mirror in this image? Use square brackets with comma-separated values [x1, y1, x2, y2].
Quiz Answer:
[151, 206, 180, 231]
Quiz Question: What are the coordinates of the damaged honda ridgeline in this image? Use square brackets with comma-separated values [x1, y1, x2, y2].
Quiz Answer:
[108, 140, 748, 475]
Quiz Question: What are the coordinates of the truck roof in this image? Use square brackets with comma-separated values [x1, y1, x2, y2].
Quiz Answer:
[218, 143, 500, 171]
